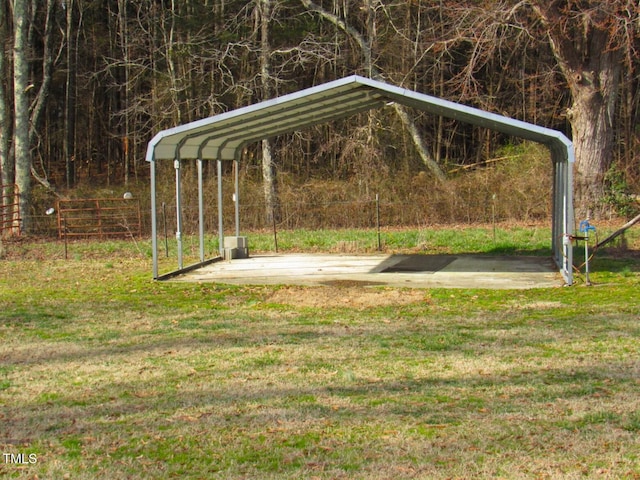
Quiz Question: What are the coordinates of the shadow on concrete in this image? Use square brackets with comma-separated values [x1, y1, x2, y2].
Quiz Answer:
[377, 254, 557, 274]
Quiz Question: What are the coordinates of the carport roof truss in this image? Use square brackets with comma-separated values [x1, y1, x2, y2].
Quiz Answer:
[147, 75, 574, 284]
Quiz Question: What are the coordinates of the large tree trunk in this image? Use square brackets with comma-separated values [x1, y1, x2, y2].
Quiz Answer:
[531, 2, 623, 220]
[568, 58, 619, 219]
[13, 0, 30, 232]
[562, 24, 621, 219]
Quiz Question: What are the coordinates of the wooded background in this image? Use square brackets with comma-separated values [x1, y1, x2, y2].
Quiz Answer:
[1, 0, 639, 233]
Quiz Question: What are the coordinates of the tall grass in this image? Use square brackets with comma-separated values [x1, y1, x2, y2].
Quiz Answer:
[29, 142, 554, 237]
[171, 142, 553, 233]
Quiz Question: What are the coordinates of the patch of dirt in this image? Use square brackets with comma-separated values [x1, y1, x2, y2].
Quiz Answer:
[320, 279, 386, 287]
[266, 285, 430, 309]
[515, 300, 564, 310]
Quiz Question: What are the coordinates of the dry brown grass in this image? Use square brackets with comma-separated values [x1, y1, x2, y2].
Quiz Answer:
[117, 142, 553, 237]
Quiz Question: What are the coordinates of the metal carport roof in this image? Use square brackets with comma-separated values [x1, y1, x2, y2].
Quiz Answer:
[146, 75, 573, 163]
[146, 75, 574, 284]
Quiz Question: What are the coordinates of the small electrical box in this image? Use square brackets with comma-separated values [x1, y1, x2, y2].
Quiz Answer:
[223, 236, 249, 259]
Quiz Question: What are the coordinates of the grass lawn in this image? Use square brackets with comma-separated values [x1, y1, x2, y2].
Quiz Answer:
[1, 225, 639, 479]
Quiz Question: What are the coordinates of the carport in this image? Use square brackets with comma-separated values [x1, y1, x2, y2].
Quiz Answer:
[146, 75, 574, 284]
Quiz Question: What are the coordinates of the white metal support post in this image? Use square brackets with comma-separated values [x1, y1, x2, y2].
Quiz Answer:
[150, 158, 158, 279]
[552, 160, 560, 262]
[234, 159, 240, 237]
[174, 159, 183, 269]
[564, 160, 574, 286]
[217, 159, 224, 256]
[197, 158, 205, 263]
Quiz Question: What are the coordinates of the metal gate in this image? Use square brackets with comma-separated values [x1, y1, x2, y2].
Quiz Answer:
[56, 198, 141, 239]
[0, 184, 21, 236]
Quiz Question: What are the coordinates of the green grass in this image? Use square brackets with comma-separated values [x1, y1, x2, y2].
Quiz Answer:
[241, 224, 555, 255]
[13, 223, 553, 258]
[0, 226, 639, 478]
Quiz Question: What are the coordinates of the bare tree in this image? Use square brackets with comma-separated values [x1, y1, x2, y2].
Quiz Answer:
[300, 0, 446, 180]
[389, 0, 637, 217]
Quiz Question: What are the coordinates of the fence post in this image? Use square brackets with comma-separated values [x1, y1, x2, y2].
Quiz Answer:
[63, 217, 68, 260]
[273, 206, 279, 253]
[96, 199, 103, 239]
[376, 193, 381, 251]
[162, 202, 169, 258]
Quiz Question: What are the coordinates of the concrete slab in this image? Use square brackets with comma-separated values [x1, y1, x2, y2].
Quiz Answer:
[171, 253, 562, 289]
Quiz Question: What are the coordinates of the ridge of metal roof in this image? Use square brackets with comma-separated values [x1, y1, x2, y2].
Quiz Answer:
[146, 74, 573, 164]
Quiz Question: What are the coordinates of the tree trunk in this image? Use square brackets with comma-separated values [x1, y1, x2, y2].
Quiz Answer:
[531, 2, 623, 220]
[64, 0, 77, 189]
[30, 0, 57, 196]
[117, 0, 131, 185]
[13, 0, 30, 232]
[559, 26, 621, 220]
[0, 0, 14, 237]
[568, 63, 619, 219]
[391, 103, 446, 181]
[261, 138, 279, 225]
[257, 0, 280, 225]
[0, 0, 12, 191]
[28, 0, 55, 153]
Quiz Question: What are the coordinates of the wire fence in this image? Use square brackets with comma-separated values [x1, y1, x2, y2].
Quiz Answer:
[25, 192, 551, 239]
